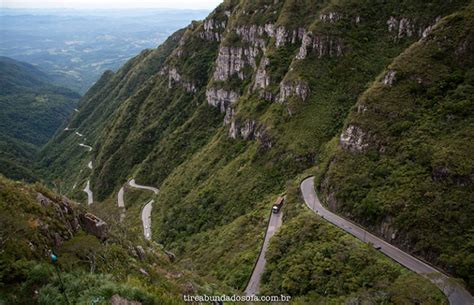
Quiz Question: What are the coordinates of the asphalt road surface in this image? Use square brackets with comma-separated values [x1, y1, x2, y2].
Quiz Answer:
[83, 180, 93, 205]
[117, 186, 125, 208]
[301, 176, 473, 305]
[245, 209, 283, 296]
[128, 179, 159, 239]
[129, 179, 159, 194]
[141, 200, 154, 240]
[79, 143, 92, 151]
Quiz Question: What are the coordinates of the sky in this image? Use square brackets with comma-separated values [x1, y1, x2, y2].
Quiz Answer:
[1, 0, 223, 9]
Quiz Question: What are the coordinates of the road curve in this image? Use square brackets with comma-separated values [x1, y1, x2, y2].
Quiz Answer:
[129, 179, 159, 194]
[128, 179, 159, 239]
[79, 143, 92, 151]
[245, 210, 283, 296]
[117, 186, 125, 208]
[83, 180, 93, 205]
[141, 200, 153, 240]
[301, 176, 473, 305]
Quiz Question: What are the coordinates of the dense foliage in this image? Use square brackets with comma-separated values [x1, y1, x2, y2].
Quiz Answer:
[0, 175, 226, 304]
[0, 57, 80, 181]
[318, 5, 474, 290]
[38, 0, 473, 299]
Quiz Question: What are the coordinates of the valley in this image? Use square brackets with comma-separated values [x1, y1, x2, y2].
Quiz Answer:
[1, 0, 473, 304]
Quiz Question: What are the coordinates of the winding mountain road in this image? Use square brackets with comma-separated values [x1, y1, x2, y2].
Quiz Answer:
[129, 179, 159, 194]
[301, 176, 473, 305]
[245, 209, 283, 296]
[117, 186, 125, 208]
[79, 143, 92, 151]
[83, 180, 93, 205]
[141, 200, 154, 240]
[128, 179, 159, 240]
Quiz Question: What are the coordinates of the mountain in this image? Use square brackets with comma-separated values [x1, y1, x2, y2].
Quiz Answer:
[39, 0, 473, 302]
[0, 9, 210, 93]
[0, 175, 228, 304]
[0, 57, 80, 181]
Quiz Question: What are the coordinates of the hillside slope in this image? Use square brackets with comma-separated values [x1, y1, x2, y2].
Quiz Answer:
[39, 0, 473, 298]
[0, 175, 227, 304]
[317, 5, 474, 290]
[0, 57, 80, 181]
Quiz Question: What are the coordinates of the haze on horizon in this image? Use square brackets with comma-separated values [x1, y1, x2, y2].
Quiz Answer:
[1, 0, 223, 10]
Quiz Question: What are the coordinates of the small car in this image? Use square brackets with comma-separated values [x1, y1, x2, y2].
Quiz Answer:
[272, 204, 281, 214]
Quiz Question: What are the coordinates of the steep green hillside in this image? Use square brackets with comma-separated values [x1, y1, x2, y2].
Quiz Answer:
[0, 175, 226, 304]
[261, 184, 446, 304]
[39, 0, 472, 298]
[317, 5, 474, 290]
[0, 57, 80, 181]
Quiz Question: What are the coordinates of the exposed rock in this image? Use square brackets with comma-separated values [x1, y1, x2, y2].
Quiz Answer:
[36, 193, 52, 207]
[235, 24, 272, 48]
[79, 213, 108, 241]
[275, 26, 305, 47]
[226, 116, 272, 148]
[320, 12, 341, 23]
[253, 56, 270, 90]
[165, 250, 176, 262]
[166, 67, 197, 93]
[296, 32, 344, 59]
[139, 268, 149, 276]
[387, 16, 439, 39]
[228, 118, 239, 139]
[212, 46, 259, 81]
[382, 70, 396, 86]
[206, 88, 239, 113]
[339, 124, 369, 152]
[110, 294, 142, 305]
[53, 232, 62, 247]
[357, 104, 368, 113]
[199, 17, 226, 41]
[240, 120, 257, 140]
[277, 79, 309, 103]
[135, 246, 146, 261]
[168, 68, 181, 88]
[422, 17, 440, 38]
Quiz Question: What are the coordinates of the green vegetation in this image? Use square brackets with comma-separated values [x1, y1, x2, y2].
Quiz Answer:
[0, 175, 228, 304]
[36, 0, 473, 301]
[318, 4, 474, 290]
[260, 182, 447, 303]
[0, 56, 80, 181]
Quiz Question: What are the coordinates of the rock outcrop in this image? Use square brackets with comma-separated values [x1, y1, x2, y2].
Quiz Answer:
[382, 70, 397, 86]
[296, 32, 344, 59]
[199, 17, 227, 41]
[277, 79, 309, 103]
[165, 67, 197, 93]
[253, 57, 270, 90]
[275, 26, 306, 47]
[80, 213, 108, 241]
[387, 16, 441, 40]
[206, 88, 239, 113]
[339, 124, 369, 152]
[212, 46, 259, 81]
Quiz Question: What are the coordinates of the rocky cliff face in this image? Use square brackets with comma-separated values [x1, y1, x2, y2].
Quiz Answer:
[320, 5, 474, 289]
[40, 0, 473, 292]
